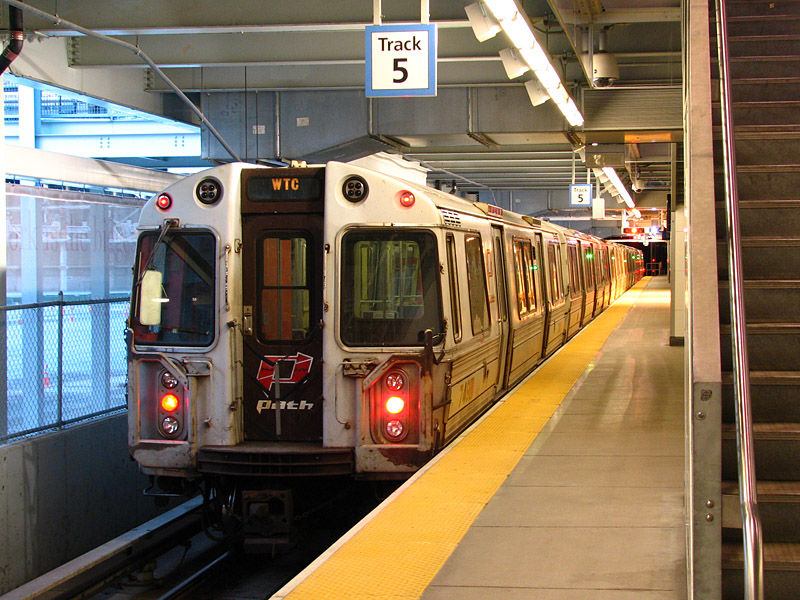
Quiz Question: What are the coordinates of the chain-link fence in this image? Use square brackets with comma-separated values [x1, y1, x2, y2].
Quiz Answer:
[0, 294, 130, 442]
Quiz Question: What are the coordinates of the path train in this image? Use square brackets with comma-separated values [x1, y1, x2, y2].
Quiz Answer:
[127, 154, 643, 531]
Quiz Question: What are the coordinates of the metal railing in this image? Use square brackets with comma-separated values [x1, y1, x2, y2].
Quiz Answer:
[0, 294, 130, 443]
[714, 0, 764, 598]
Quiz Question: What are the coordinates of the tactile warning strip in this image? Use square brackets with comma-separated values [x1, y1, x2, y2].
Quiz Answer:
[275, 279, 650, 600]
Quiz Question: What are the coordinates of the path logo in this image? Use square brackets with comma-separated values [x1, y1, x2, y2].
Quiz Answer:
[256, 352, 313, 389]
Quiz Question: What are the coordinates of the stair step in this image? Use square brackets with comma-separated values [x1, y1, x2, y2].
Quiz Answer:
[725, 0, 800, 18]
[723, 371, 800, 423]
[723, 542, 800, 599]
[724, 15, 800, 37]
[714, 137, 800, 169]
[715, 168, 800, 199]
[720, 322, 800, 371]
[718, 280, 800, 323]
[722, 481, 800, 542]
[717, 238, 800, 281]
[713, 55, 800, 80]
[722, 100, 800, 128]
[722, 423, 800, 480]
[727, 35, 800, 59]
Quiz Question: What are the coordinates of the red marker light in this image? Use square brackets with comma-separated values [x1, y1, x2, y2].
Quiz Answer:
[398, 191, 415, 208]
[155, 193, 172, 211]
[385, 396, 405, 414]
[160, 393, 180, 412]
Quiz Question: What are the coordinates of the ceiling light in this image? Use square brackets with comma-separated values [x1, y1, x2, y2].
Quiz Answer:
[472, 0, 585, 127]
[524, 79, 549, 106]
[602, 167, 635, 208]
[499, 48, 529, 79]
[465, 2, 501, 42]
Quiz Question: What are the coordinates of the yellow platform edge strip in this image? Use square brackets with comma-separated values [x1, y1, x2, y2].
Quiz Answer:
[275, 278, 652, 600]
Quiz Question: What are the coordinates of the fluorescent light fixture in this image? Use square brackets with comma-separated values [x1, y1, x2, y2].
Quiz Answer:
[478, 0, 584, 127]
[602, 167, 635, 208]
[465, 2, 501, 42]
[524, 79, 549, 106]
[499, 48, 530, 79]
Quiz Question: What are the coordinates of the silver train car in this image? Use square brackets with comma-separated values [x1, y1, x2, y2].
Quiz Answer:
[127, 155, 643, 529]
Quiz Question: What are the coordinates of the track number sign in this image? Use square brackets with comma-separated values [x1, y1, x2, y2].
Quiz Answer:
[569, 183, 593, 206]
[365, 24, 437, 97]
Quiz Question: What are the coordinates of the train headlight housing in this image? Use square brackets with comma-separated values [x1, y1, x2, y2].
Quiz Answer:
[196, 177, 223, 205]
[155, 193, 172, 211]
[342, 176, 369, 203]
[160, 393, 180, 413]
[161, 416, 180, 435]
[385, 395, 405, 415]
[385, 419, 405, 440]
[367, 365, 419, 444]
[160, 369, 179, 389]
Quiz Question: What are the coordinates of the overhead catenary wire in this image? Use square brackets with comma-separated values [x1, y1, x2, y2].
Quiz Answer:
[0, 0, 242, 163]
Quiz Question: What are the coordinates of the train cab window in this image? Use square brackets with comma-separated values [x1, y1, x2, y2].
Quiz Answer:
[132, 229, 215, 347]
[446, 234, 462, 343]
[465, 234, 490, 334]
[547, 242, 562, 300]
[340, 230, 443, 347]
[258, 235, 311, 341]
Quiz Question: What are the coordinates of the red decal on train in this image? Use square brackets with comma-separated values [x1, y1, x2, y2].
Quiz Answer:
[256, 352, 313, 389]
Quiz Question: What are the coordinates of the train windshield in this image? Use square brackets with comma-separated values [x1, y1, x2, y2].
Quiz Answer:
[340, 230, 443, 347]
[131, 229, 215, 347]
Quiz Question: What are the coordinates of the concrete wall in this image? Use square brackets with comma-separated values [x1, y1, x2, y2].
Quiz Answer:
[0, 414, 169, 594]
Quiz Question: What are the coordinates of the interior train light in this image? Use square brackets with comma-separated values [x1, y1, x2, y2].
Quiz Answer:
[385, 396, 405, 415]
[155, 193, 172, 211]
[398, 190, 415, 208]
[160, 393, 180, 413]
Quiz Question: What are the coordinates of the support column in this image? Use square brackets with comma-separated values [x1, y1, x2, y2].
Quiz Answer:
[0, 81, 7, 438]
[90, 204, 111, 408]
[670, 141, 687, 346]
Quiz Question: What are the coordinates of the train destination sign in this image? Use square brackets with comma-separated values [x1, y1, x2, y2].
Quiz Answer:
[365, 23, 437, 97]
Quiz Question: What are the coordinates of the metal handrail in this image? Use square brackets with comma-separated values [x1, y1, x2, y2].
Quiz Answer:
[713, 1, 764, 598]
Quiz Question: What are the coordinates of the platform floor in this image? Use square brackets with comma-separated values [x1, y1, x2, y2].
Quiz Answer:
[273, 276, 686, 600]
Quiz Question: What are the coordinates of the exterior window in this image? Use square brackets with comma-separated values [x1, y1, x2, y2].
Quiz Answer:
[446, 234, 462, 342]
[583, 244, 595, 289]
[258, 235, 310, 341]
[547, 243, 561, 299]
[492, 234, 507, 322]
[594, 244, 603, 284]
[132, 229, 215, 347]
[465, 234, 490, 334]
[568, 244, 580, 293]
[341, 230, 443, 346]
[513, 239, 538, 317]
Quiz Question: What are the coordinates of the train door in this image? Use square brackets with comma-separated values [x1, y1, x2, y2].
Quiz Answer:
[240, 168, 325, 442]
[542, 235, 568, 357]
[580, 241, 596, 326]
[565, 241, 583, 339]
[491, 226, 510, 389]
[592, 242, 605, 315]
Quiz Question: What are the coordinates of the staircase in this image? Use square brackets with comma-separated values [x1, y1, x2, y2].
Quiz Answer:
[713, 0, 800, 597]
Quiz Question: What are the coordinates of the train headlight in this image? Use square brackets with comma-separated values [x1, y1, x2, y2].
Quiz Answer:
[385, 419, 405, 440]
[398, 190, 415, 208]
[342, 176, 369, 202]
[161, 416, 180, 435]
[196, 177, 223, 205]
[385, 371, 405, 391]
[160, 393, 180, 413]
[160, 370, 179, 389]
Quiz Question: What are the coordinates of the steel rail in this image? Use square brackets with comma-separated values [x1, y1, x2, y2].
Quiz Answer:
[713, 0, 764, 598]
[0, 0, 242, 163]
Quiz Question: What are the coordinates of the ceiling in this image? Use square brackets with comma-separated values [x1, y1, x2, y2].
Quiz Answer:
[2, 0, 683, 224]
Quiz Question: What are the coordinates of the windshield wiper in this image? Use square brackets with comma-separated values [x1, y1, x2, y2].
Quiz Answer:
[132, 218, 179, 294]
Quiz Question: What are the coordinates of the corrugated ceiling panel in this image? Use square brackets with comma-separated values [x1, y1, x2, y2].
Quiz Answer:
[583, 87, 682, 130]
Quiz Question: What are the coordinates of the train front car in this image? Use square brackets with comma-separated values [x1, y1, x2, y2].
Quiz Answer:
[127, 164, 252, 493]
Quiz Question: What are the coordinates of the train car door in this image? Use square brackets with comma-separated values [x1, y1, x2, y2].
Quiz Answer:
[565, 240, 584, 339]
[580, 240, 596, 326]
[542, 235, 568, 357]
[491, 226, 510, 389]
[240, 168, 325, 442]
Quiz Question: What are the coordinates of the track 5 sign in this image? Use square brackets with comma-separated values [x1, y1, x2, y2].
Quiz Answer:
[365, 23, 437, 97]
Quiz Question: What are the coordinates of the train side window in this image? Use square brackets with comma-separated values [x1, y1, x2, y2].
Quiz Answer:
[567, 244, 580, 293]
[259, 235, 310, 341]
[523, 242, 537, 311]
[464, 234, 490, 334]
[492, 234, 507, 322]
[513, 240, 528, 316]
[446, 234, 462, 343]
[547, 242, 561, 300]
[593, 244, 603, 284]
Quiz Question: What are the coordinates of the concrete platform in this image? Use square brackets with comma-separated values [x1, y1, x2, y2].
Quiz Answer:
[272, 276, 686, 600]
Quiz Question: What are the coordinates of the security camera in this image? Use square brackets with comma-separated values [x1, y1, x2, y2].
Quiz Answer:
[592, 53, 619, 88]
